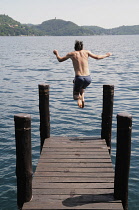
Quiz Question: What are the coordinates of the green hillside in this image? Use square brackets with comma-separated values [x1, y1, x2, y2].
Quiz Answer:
[84, 25, 139, 35]
[108, 25, 139, 35]
[83, 26, 107, 35]
[36, 19, 94, 36]
[0, 14, 20, 25]
[0, 14, 43, 36]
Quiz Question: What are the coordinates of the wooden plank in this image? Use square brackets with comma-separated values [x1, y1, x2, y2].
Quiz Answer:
[43, 141, 107, 146]
[44, 137, 105, 141]
[40, 154, 111, 159]
[32, 188, 115, 195]
[33, 176, 114, 183]
[34, 172, 114, 178]
[35, 166, 114, 173]
[41, 151, 110, 156]
[23, 203, 123, 209]
[43, 144, 108, 148]
[41, 149, 109, 152]
[35, 162, 113, 168]
[44, 138, 106, 144]
[32, 182, 114, 189]
[43, 146, 108, 154]
[45, 138, 107, 144]
[23, 202, 123, 209]
[39, 158, 112, 163]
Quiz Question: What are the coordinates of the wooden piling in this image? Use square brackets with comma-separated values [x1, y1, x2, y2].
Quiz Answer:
[101, 85, 114, 152]
[14, 113, 32, 209]
[114, 112, 132, 210]
[38, 84, 50, 152]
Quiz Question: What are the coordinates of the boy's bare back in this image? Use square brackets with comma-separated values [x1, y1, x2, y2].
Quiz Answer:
[67, 50, 90, 76]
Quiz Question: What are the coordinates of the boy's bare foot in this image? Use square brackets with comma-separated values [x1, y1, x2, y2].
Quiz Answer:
[77, 92, 85, 108]
[78, 98, 83, 108]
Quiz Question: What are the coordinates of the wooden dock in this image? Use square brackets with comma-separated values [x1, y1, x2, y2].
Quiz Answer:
[23, 136, 123, 209]
[15, 85, 131, 209]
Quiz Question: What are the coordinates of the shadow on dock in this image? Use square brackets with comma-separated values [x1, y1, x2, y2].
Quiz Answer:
[62, 193, 116, 207]
[69, 137, 102, 142]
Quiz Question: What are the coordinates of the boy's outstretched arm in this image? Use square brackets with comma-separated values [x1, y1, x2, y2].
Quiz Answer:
[88, 51, 112, 60]
[53, 50, 70, 62]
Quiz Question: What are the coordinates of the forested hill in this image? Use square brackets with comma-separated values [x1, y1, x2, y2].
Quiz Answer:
[84, 25, 139, 35]
[0, 14, 139, 36]
[0, 15, 43, 36]
[36, 19, 93, 36]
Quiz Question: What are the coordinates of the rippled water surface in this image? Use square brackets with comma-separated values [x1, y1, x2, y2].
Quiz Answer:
[0, 36, 139, 209]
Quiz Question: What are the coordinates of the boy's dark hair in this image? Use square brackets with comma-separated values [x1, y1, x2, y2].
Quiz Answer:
[74, 40, 83, 51]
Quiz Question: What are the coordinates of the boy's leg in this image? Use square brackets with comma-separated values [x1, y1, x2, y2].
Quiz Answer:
[73, 76, 85, 108]
[73, 89, 85, 108]
[78, 75, 91, 108]
[79, 89, 85, 108]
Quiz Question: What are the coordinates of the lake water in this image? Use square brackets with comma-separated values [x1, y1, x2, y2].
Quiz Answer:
[0, 35, 139, 209]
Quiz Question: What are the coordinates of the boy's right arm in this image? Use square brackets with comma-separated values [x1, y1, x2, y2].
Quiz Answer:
[53, 50, 70, 62]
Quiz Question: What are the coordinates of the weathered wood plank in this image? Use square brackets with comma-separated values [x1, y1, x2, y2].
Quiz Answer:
[43, 141, 107, 146]
[32, 188, 115, 195]
[23, 202, 123, 209]
[35, 166, 114, 173]
[43, 144, 108, 148]
[41, 147, 109, 152]
[45, 137, 105, 145]
[43, 136, 105, 142]
[32, 182, 114, 189]
[34, 172, 114, 178]
[40, 154, 111, 159]
[33, 176, 114, 183]
[39, 158, 112, 163]
[41, 151, 110, 157]
[35, 162, 113, 168]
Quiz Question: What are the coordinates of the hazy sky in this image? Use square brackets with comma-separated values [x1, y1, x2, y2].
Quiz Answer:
[0, 0, 139, 28]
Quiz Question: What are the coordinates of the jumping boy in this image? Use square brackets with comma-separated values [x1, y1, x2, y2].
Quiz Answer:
[53, 40, 112, 108]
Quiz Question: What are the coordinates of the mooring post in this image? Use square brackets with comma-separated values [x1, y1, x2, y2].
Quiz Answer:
[14, 113, 32, 209]
[38, 84, 50, 152]
[101, 85, 114, 153]
[114, 112, 132, 210]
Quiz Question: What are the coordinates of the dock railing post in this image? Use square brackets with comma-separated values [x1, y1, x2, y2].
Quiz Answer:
[101, 85, 114, 153]
[14, 113, 32, 209]
[38, 84, 50, 152]
[114, 112, 132, 210]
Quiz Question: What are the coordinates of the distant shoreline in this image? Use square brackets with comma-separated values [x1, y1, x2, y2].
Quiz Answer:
[1, 15, 139, 36]
[1, 34, 139, 37]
